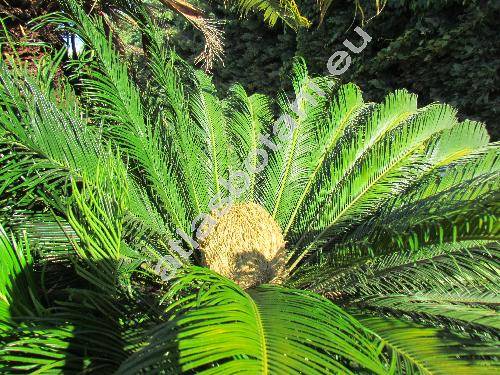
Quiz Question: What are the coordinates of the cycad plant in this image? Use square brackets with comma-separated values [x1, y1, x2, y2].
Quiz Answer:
[0, 2, 499, 373]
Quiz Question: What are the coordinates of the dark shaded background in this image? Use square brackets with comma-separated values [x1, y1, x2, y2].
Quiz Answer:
[175, 0, 499, 140]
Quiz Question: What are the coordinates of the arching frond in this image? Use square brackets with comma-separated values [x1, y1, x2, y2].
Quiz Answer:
[5, 211, 76, 264]
[52, 3, 192, 234]
[348, 246, 499, 297]
[357, 293, 500, 332]
[288, 92, 461, 268]
[0, 60, 106, 210]
[119, 267, 388, 374]
[333, 184, 499, 265]
[0, 52, 175, 247]
[224, 84, 273, 202]
[260, 59, 341, 228]
[1, 289, 135, 374]
[142, 29, 209, 216]
[284, 89, 415, 253]
[0, 226, 40, 323]
[391, 143, 499, 210]
[280, 81, 366, 236]
[188, 71, 232, 206]
[66, 163, 139, 292]
[291, 240, 498, 294]
[356, 314, 499, 374]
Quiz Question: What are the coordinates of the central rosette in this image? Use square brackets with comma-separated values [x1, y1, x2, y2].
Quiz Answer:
[199, 202, 287, 289]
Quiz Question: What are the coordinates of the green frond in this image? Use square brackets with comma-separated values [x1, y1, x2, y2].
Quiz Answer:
[0, 54, 170, 270]
[224, 84, 273, 202]
[125, 178, 176, 241]
[356, 314, 499, 374]
[119, 267, 389, 374]
[7, 211, 76, 263]
[1, 291, 133, 374]
[289, 94, 459, 268]
[0, 225, 41, 323]
[282, 81, 365, 236]
[54, 2, 191, 234]
[0, 61, 105, 210]
[144, 35, 208, 216]
[227, 0, 311, 29]
[188, 70, 233, 206]
[66, 162, 148, 293]
[424, 120, 490, 167]
[260, 59, 340, 228]
[332, 184, 499, 266]
[391, 142, 500, 209]
[143, 22, 237, 214]
[350, 246, 499, 296]
[357, 294, 500, 332]
[291, 240, 497, 294]
[371, 289, 500, 306]
[287, 88, 418, 248]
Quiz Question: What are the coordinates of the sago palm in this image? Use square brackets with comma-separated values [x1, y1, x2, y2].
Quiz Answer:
[0, 2, 498, 373]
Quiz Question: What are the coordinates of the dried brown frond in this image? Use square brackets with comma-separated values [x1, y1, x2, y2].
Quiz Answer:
[159, 0, 224, 71]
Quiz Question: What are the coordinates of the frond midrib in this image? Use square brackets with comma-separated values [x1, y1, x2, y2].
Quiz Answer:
[175, 127, 203, 216]
[271, 115, 301, 219]
[373, 330, 433, 375]
[248, 98, 259, 200]
[209, 112, 221, 197]
[290, 139, 425, 271]
[291, 109, 414, 250]
[283, 103, 362, 236]
[247, 292, 269, 374]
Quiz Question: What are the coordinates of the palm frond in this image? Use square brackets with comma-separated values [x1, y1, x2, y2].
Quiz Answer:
[119, 267, 389, 374]
[288, 92, 460, 268]
[66, 161, 141, 293]
[330, 184, 499, 266]
[52, 2, 192, 234]
[0, 59, 105, 211]
[188, 70, 232, 207]
[1, 290, 134, 374]
[357, 294, 500, 332]
[348, 246, 499, 297]
[391, 143, 499, 210]
[282, 81, 364, 236]
[228, 0, 311, 29]
[7, 210, 76, 263]
[142, 29, 208, 216]
[356, 314, 499, 374]
[0, 225, 41, 323]
[260, 59, 340, 228]
[291, 240, 498, 295]
[224, 84, 273, 202]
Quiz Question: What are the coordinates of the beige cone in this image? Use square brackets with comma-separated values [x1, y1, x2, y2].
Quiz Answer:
[199, 202, 287, 289]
